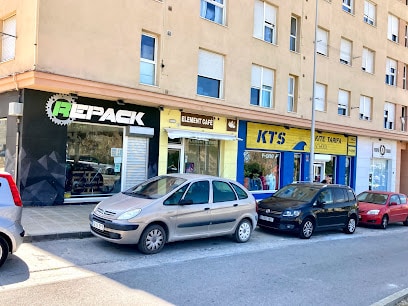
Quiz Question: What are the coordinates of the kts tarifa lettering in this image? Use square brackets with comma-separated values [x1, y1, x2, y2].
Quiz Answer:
[256, 130, 286, 145]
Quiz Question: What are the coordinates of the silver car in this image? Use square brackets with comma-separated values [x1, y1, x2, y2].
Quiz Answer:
[0, 172, 25, 268]
[90, 174, 258, 254]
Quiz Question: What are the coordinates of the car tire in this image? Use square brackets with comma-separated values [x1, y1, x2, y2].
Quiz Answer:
[138, 224, 166, 255]
[234, 219, 252, 243]
[299, 218, 314, 239]
[380, 216, 388, 230]
[0, 236, 9, 268]
[343, 216, 357, 234]
[403, 217, 408, 226]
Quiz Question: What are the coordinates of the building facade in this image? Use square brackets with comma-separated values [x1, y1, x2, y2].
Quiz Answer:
[1, 0, 408, 205]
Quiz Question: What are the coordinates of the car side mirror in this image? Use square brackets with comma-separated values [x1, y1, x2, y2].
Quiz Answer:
[179, 199, 193, 205]
[389, 202, 398, 206]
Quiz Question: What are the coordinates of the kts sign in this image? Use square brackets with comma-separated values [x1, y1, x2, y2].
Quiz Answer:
[46, 94, 145, 126]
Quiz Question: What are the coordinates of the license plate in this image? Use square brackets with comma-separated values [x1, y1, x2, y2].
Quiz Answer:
[260, 215, 274, 222]
[92, 220, 105, 231]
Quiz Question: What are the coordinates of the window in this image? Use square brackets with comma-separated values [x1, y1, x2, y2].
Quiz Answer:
[405, 25, 408, 47]
[340, 38, 352, 65]
[1, 15, 16, 62]
[403, 64, 407, 90]
[402, 106, 407, 131]
[338, 89, 350, 116]
[197, 49, 224, 98]
[293, 153, 301, 182]
[363, 0, 376, 26]
[140, 33, 157, 85]
[184, 181, 210, 204]
[0, 119, 6, 172]
[213, 181, 236, 203]
[342, 0, 353, 14]
[316, 27, 329, 56]
[359, 95, 372, 121]
[388, 14, 399, 42]
[251, 64, 274, 108]
[253, 0, 277, 44]
[290, 16, 299, 52]
[243, 151, 280, 191]
[385, 58, 397, 86]
[287, 75, 297, 112]
[200, 0, 225, 25]
[384, 102, 395, 130]
[315, 83, 326, 112]
[362, 47, 374, 73]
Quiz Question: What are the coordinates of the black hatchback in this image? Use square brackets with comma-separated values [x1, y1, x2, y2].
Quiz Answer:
[257, 182, 358, 239]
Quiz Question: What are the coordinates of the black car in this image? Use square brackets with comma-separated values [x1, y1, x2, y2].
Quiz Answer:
[257, 182, 358, 239]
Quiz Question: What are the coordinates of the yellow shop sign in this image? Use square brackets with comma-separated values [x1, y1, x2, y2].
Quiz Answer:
[246, 122, 355, 156]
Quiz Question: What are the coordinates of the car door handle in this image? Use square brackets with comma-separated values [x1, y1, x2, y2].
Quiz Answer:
[204, 207, 210, 210]
[233, 204, 238, 207]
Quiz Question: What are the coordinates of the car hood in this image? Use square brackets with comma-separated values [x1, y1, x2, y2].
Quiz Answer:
[259, 197, 308, 211]
[358, 202, 385, 212]
[95, 192, 156, 212]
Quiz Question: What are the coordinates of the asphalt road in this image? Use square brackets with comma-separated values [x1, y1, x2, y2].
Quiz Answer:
[1, 225, 408, 305]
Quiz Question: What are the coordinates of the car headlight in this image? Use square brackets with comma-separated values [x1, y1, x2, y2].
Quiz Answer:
[118, 209, 142, 220]
[282, 210, 301, 217]
[367, 209, 380, 215]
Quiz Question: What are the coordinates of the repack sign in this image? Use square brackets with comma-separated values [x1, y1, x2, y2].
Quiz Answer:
[46, 94, 145, 126]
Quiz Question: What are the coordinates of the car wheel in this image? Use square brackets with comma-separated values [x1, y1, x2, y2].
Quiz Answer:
[380, 216, 388, 229]
[0, 236, 9, 268]
[234, 219, 252, 243]
[343, 216, 357, 234]
[138, 224, 166, 255]
[403, 216, 408, 226]
[299, 218, 314, 239]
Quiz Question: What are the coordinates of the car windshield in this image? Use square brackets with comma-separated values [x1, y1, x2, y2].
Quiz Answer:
[123, 176, 187, 199]
[357, 192, 388, 205]
[273, 184, 320, 202]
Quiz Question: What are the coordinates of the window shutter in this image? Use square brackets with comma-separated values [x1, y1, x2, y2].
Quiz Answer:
[315, 83, 325, 111]
[265, 4, 276, 26]
[198, 50, 223, 80]
[316, 28, 328, 55]
[251, 65, 261, 87]
[338, 90, 349, 107]
[263, 68, 273, 87]
[253, 0, 264, 39]
[1, 16, 16, 61]
[340, 39, 351, 63]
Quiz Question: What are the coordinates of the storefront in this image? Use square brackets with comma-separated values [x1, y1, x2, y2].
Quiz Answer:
[355, 137, 397, 194]
[0, 89, 160, 206]
[158, 109, 239, 178]
[237, 121, 357, 200]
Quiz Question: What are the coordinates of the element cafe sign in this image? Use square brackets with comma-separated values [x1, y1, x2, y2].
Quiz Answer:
[181, 112, 214, 129]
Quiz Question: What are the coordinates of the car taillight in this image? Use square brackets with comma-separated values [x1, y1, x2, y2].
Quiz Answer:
[0, 173, 22, 207]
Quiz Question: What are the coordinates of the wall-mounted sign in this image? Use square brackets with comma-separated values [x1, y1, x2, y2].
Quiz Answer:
[227, 119, 237, 132]
[46, 94, 145, 126]
[372, 142, 392, 158]
[181, 112, 213, 129]
[246, 122, 356, 156]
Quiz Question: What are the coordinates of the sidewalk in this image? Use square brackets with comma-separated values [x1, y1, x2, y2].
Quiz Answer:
[21, 203, 97, 242]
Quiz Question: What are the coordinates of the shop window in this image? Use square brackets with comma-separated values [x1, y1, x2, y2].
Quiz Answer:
[370, 158, 389, 191]
[184, 139, 219, 176]
[65, 123, 123, 197]
[244, 150, 279, 191]
[0, 119, 6, 172]
[293, 153, 301, 182]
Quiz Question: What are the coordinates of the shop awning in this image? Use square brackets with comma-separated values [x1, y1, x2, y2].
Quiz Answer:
[165, 128, 241, 141]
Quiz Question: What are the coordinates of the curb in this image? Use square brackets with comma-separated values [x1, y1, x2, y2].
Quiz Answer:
[23, 231, 93, 243]
[371, 288, 408, 306]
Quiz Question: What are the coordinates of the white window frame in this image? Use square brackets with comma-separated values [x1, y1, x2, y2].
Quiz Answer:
[363, 0, 376, 26]
[362, 47, 374, 73]
[250, 64, 274, 108]
[290, 16, 298, 52]
[384, 102, 395, 130]
[140, 33, 157, 86]
[342, 0, 353, 14]
[315, 83, 326, 112]
[1, 15, 16, 62]
[385, 58, 397, 86]
[388, 14, 399, 43]
[338, 89, 349, 116]
[200, 0, 226, 25]
[340, 38, 352, 65]
[359, 95, 372, 121]
[403, 64, 407, 90]
[253, 0, 277, 44]
[402, 106, 407, 132]
[316, 27, 329, 56]
[197, 49, 224, 99]
[288, 75, 296, 112]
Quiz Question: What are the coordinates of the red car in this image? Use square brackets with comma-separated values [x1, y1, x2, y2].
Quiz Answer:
[357, 191, 408, 229]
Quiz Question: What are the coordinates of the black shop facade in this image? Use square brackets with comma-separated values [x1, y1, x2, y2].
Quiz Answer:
[0, 89, 160, 206]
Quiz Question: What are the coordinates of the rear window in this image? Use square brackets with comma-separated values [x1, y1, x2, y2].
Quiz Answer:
[231, 183, 249, 200]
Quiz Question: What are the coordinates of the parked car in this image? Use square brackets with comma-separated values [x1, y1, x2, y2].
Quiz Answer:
[0, 172, 25, 268]
[89, 174, 258, 254]
[357, 191, 408, 229]
[257, 182, 358, 239]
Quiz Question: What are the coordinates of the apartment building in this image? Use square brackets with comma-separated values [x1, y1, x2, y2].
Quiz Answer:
[0, 0, 407, 205]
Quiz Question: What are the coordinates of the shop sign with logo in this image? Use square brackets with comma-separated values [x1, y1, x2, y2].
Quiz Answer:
[181, 112, 213, 129]
[372, 142, 392, 158]
[46, 94, 145, 126]
[246, 122, 356, 156]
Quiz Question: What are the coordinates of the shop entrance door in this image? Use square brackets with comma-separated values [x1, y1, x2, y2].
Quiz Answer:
[313, 163, 325, 182]
[167, 148, 181, 173]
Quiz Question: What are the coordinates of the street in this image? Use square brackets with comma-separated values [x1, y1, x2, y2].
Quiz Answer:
[1, 225, 408, 306]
